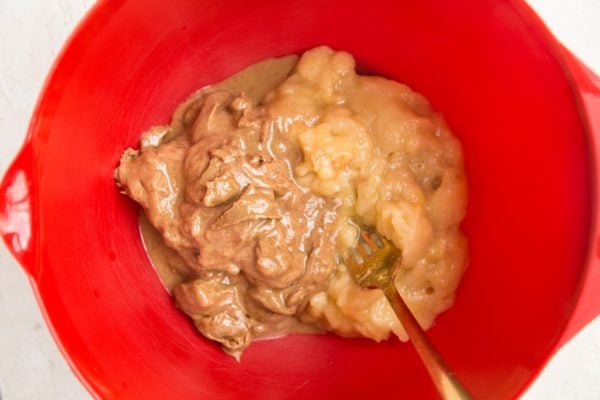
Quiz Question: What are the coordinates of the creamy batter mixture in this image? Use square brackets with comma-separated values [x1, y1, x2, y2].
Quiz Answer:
[115, 47, 468, 359]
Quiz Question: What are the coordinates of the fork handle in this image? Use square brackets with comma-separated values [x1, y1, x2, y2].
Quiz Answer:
[383, 286, 473, 400]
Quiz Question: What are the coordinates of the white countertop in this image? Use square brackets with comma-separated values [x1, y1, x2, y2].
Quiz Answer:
[0, 1, 598, 399]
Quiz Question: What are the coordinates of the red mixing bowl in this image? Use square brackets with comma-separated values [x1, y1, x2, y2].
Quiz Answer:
[1, 0, 599, 398]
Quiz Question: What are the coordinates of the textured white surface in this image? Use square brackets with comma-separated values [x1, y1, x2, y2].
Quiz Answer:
[0, 1, 598, 399]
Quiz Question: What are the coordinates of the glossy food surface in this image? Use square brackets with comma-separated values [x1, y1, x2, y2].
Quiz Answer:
[121, 46, 469, 360]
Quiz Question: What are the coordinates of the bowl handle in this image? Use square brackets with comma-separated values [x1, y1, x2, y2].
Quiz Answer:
[557, 48, 600, 347]
[0, 140, 38, 277]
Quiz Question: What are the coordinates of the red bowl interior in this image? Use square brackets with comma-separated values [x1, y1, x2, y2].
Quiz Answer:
[3, 0, 595, 398]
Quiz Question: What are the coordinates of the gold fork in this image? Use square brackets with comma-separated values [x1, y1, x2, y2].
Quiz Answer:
[347, 230, 472, 400]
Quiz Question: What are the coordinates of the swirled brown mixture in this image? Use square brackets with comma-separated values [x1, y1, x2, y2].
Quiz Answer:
[116, 47, 468, 360]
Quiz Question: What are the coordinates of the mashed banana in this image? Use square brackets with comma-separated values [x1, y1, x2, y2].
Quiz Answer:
[116, 46, 467, 358]
[265, 47, 468, 341]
